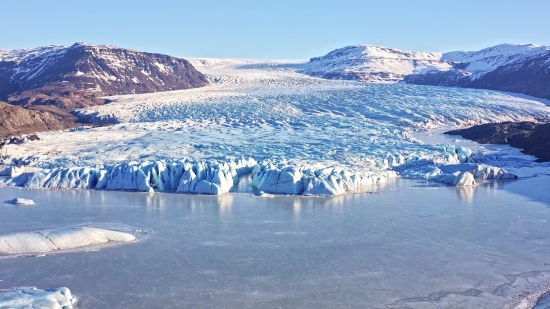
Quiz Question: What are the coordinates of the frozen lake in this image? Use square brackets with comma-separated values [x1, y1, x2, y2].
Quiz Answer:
[2, 177, 550, 308]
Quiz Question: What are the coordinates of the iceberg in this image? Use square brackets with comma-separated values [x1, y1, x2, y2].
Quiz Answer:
[0, 227, 136, 255]
[4, 198, 35, 205]
[0, 287, 76, 309]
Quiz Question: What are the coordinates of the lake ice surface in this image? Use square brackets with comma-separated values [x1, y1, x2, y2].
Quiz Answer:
[1, 176, 550, 309]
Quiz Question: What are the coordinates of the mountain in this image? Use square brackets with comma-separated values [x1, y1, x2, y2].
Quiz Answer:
[300, 44, 550, 99]
[0, 101, 78, 138]
[0, 43, 209, 109]
[299, 45, 451, 82]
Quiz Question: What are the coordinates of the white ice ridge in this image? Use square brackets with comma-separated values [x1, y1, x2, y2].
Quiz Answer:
[1, 143, 517, 195]
[251, 164, 397, 195]
[0, 287, 76, 309]
[1, 158, 398, 195]
[4, 158, 257, 194]
[0, 227, 136, 255]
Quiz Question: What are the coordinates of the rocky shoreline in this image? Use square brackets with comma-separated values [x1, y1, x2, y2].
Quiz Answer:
[445, 121, 550, 162]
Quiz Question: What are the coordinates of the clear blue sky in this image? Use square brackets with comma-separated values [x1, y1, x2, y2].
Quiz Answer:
[2, 0, 549, 59]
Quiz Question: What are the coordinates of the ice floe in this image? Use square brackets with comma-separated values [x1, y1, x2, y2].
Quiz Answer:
[0, 287, 76, 309]
[0, 227, 136, 256]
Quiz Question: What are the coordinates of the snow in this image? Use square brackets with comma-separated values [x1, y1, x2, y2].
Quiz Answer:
[0, 287, 76, 309]
[0, 45, 67, 62]
[1, 57, 550, 195]
[4, 198, 35, 205]
[300, 45, 453, 82]
[442, 43, 550, 79]
[0, 227, 136, 255]
[300, 43, 550, 82]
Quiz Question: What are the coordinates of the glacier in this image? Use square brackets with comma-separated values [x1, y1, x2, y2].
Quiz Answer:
[1, 58, 549, 195]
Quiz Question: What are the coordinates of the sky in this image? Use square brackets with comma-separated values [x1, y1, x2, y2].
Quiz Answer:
[2, 0, 550, 59]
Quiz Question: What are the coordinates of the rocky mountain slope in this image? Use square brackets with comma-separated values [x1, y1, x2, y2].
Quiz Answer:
[445, 122, 550, 162]
[0, 101, 78, 138]
[300, 44, 550, 99]
[0, 43, 209, 109]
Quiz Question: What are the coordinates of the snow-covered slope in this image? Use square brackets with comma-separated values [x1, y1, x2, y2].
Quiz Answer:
[300, 45, 452, 82]
[301, 43, 550, 99]
[441, 43, 549, 78]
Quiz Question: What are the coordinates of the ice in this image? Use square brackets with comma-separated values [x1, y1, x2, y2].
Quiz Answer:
[0, 227, 135, 255]
[443, 171, 476, 186]
[401, 163, 517, 187]
[3, 143, 505, 195]
[251, 163, 397, 195]
[4, 198, 34, 205]
[4, 158, 257, 195]
[0, 287, 76, 309]
[3, 159, 397, 195]
[0, 165, 41, 177]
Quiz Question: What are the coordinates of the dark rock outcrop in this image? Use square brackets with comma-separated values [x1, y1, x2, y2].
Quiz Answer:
[0, 101, 79, 138]
[445, 122, 550, 162]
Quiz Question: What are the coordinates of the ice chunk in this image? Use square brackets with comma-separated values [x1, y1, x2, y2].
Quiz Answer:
[4, 198, 35, 205]
[7, 167, 100, 189]
[442, 172, 476, 186]
[0, 287, 76, 309]
[0, 165, 42, 177]
[251, 163, 397, 195]
[471, 164, 518, 180]
[402, 163, 516, 187]
[0, 227, 136, 255]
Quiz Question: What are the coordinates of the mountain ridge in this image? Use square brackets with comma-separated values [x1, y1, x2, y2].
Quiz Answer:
[0, 42, 209, 109]
[299, 43, 550, 99]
